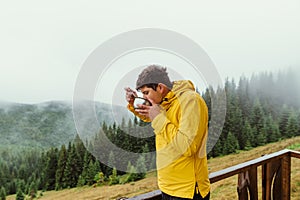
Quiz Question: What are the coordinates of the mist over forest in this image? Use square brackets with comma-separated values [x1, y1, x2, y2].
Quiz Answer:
[0, 101, 129, 152]
[0, 68, 300, 198]
[204, 68, 300, 157]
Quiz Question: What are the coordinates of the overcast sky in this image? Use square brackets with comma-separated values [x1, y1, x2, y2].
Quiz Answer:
[0, 0, 299, 105]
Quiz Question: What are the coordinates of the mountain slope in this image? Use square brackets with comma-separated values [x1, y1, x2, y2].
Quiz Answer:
[0, 101, 130, 152]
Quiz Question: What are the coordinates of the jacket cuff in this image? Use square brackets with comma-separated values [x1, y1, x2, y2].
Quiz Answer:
[127, 103, 135, 112]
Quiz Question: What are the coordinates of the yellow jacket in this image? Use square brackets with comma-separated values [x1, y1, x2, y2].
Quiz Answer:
[128, 80, 210, 198]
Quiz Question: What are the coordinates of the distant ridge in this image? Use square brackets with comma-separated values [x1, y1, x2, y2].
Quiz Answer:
[0, 100, 131, 152]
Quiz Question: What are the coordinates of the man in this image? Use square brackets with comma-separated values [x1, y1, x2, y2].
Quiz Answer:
[125, 65, 210, 200]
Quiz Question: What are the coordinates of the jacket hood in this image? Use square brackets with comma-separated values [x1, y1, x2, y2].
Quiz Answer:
[160, 80, 196, 110]
[172, 80, 196, 96]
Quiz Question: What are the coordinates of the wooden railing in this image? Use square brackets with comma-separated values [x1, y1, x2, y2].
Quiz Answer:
[128, 149, 300, 200]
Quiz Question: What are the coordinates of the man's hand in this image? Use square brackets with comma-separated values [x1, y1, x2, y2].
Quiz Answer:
[124, 87, 137, 105]
[135, 103, 162, 121]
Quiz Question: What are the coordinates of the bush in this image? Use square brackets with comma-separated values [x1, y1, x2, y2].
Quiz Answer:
[108, 168, 119, 185]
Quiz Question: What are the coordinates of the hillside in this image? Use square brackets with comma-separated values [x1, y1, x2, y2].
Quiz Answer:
[6, 136, 300, 200]
[0, 101, 130, 152]
[1, 69, 300, 199]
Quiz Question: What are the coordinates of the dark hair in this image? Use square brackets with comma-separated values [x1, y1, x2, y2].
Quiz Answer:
[135, 65, 173, 90]
[139, 83, 158, 91]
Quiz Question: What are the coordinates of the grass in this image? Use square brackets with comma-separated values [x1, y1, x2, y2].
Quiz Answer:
[287, 143, 300, 150]
[6, 136, 300, 200]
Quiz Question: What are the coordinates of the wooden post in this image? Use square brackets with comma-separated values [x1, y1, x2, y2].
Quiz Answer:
[237, 168, 258, 200]
[238, 171, 249, 200]
[262, 156, 291, 200]
[280, 155, 291, 200]
[262, 159, 280, 200]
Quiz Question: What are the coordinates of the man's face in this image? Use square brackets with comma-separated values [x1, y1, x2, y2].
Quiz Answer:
[139, 85, 162, 104]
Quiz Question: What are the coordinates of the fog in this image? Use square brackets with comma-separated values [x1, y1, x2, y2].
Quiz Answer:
[0, 0, 299, 104]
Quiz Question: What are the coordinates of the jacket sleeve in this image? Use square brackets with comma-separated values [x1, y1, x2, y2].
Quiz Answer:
[127, 104, 152, 123]
[151, 92, 208, 158]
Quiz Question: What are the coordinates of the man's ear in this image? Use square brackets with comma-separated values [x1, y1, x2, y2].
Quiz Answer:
[157, 83, 166, 93]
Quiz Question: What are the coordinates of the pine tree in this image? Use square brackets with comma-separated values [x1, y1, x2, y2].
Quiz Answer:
[135, 155, 147, 180]
[149, 154, 156, 171]
[297, 112, 300, 136]
[222, 78, 237, 137]
[286, 111, 299, 137]
[15, 189, 24, 200]
[250, 99, 265, 147]
[237, 76, 251, 119]
[17, 180, 26, 196]
[121, 117, 126, 130]
[28, 182, 37, 199]
[210, 138, 223, 157]
[44, 148, 58, 190]
[279, 105, 291, 137]
[141, 144, 151, 171]
[108, 168, 119, 185]
[107, 151, 116, 176]
[55, 144, 67, 190]
[124, 161, 138, 183]
[85, 160, 99, 186]
[223, 132, 239, 154]
[264, 115, 281, 143]
[63, 143, 81, 188]
[17, 165, 26, 181]
[257, 125, 267, 146]
[8, 179, 17, 195]
[240, 120, 252, 150]
[202, 88, 212, 122]
[0, 162, 9, 194]
[0, 187, 6, 200]
[133, 116, 139, 128]
[38, 152, 48, 190]
[116, 126, 133, 163]
[231, 107, 244, 149]
[77, 150, 93, 187]
[74, 134, 86, 173]
[243, 121, 255, 149]
[77, 175, 85, 187]
[207, 86, 226, 157]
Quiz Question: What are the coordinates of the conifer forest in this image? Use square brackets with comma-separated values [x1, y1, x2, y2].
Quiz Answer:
[0, 69, 300, 199]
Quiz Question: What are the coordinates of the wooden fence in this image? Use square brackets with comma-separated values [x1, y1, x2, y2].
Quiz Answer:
[128, 149, 300, 200]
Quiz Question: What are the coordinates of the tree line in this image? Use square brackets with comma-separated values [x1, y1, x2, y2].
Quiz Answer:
[0, 119, 154, 199]
[0, 69, 300, 199]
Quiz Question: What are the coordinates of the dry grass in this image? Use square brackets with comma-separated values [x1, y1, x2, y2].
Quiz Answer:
[6, 173, 159, 200]
[38, 176, 158, 200]
[6, 136, 300, 200]
[208, 136, 300, 200]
